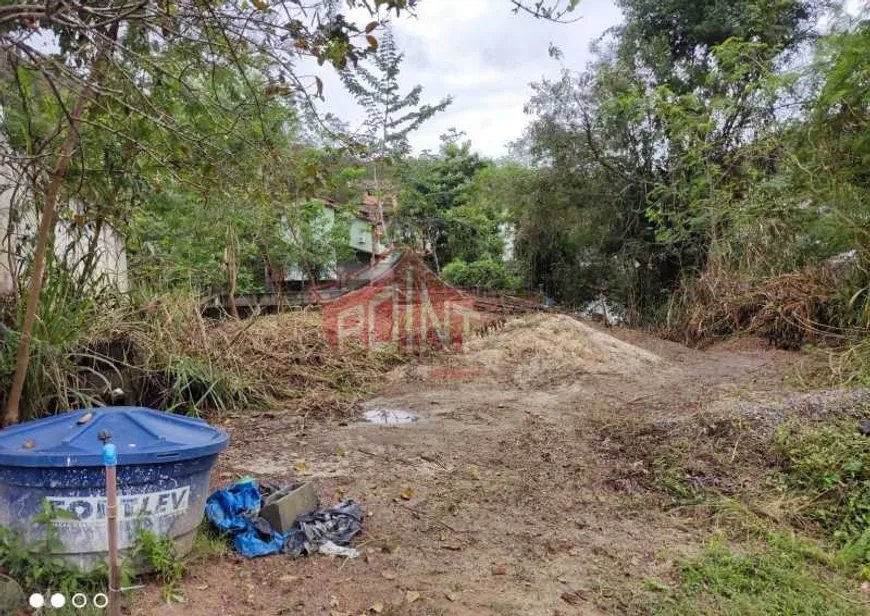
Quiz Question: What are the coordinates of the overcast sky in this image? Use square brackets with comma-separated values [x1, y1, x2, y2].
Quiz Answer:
[308, 0, 624, 158]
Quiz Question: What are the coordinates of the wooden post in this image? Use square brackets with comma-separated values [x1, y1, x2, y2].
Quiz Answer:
[101, 431, 121, 616]
[106, 463, 120, 616]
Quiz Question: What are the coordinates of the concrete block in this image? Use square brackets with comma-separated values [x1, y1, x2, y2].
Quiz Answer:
[261, 483, 318, 533]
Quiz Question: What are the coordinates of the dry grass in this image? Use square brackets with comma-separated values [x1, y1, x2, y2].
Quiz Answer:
[206, 309, 401, 416]
[669, 265, 840, 349]
[594, 387, 870, 505]
[73, 296, 401, 418]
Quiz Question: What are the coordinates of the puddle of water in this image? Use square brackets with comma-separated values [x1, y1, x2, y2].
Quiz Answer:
[362, 408, 418, 425]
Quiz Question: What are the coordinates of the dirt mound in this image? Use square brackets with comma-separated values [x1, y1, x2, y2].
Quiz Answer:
[462, 313, 665, 387]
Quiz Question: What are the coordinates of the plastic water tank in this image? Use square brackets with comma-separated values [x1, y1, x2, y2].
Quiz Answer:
[0, 407, 228, 569]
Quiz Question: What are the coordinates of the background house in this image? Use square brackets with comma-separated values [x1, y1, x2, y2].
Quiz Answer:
[269, 191, 393, 291]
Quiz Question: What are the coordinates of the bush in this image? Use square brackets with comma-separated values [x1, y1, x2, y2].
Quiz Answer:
[440, 259, 470, 286]
[667, 265, 842, 349]
[441, 258, 521, 290]
[0, 501, 120, 613]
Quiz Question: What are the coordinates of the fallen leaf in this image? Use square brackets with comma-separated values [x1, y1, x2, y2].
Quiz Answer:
[380, 570, 397, 580]
[561, 591, 588, 605]
[295, 460, 310, 472]
[335, 487, 346, 500]
[400, 487, 415, 500]
[370, 601, 384, 613]
[469, 464, 481, 480]
[404, 591, 420, 604]
[334, 445, 346, 458]
[445, 592, 458, 602]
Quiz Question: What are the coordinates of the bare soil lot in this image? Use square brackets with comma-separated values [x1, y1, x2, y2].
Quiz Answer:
[132, 316, 809, 615]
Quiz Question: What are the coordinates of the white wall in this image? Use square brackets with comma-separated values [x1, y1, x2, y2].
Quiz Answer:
[0, 150, 129, 296]
[0, 170, 15, 296]
[349, 217, 374, 253]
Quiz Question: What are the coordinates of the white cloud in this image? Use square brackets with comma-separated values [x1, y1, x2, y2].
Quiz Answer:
[309, 0, 623, 157]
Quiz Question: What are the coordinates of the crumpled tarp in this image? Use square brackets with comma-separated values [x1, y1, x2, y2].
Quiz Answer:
[282, 499, 363, 557]
[204, 478, 363, 559]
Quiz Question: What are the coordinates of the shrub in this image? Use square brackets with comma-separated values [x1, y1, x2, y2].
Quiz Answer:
[775, 421, 870, 545]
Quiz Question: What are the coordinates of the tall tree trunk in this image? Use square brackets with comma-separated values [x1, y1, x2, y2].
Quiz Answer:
[3, 86, 92, 425]
[226, 224, 239, 319]
[430, 227, 441, 274]
[372, 161, 390, 252]
[3, 20, 118, 425]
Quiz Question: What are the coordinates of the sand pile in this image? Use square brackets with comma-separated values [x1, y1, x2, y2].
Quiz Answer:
[462, 313, 665, 387]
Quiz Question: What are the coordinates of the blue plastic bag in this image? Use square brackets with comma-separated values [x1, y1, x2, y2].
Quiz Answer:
[204, 478, 261, 534]
[205, 481, 363, 559]
[233, 525, 285, 557]
[205, 478, 284, 557]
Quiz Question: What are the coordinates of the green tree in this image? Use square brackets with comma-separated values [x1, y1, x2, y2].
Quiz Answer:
[340, 27, 452, 160]
[339, 25, 451, 247]
[396, 132, 493, 272]
[513, 0, 826, 315]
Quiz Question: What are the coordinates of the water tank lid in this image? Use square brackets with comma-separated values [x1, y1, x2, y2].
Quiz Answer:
[0, 407, 229, 468]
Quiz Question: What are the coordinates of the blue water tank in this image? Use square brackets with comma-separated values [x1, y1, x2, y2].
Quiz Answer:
[0, 407, 229, 569]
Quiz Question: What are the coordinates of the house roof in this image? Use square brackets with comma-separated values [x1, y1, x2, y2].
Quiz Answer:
[359, 191, 394, 223]
[314, 192, 392, 225]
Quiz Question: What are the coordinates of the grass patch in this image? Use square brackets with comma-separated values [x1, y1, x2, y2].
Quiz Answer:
[774, 420, 869, 547]
[130, 527, 185, 604]
[621, 412, 870, 614]
[189, 520, 230, 563]
[648, 535, 868, 615]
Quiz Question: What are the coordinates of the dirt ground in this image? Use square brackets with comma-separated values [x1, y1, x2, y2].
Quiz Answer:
[131, 317, 804, 616]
